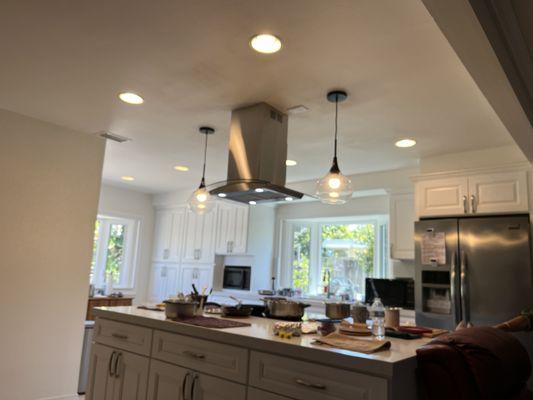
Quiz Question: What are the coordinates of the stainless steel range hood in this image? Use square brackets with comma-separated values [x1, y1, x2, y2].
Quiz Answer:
[209, 103, 304, 204]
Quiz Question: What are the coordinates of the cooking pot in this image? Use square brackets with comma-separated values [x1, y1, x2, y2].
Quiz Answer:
[324, 302, 351, 320]
[262, 298, 310, 319]
[163, 300, 198, 319]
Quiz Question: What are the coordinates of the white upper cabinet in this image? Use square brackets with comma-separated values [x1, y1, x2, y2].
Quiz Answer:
[215, 202, 249, 255]
[389, 193, 415, 260]
[152, 208, 186, 262]
[415, 177, 469, 217]
[468, 171, 528, 214]
[414, 169, 529, 218]
[182, 210, 216, 263]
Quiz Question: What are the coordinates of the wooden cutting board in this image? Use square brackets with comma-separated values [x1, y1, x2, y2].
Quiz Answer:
[314, 333, 391, 353]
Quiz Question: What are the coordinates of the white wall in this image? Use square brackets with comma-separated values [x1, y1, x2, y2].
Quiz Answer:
[0, 109, 105, 400]
[98, 184, 155, 304]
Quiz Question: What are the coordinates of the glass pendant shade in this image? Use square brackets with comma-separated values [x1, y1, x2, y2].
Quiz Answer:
[187, 126, 216, 215]
[316, 159, 353, 205]
[316, 90, 353, 205]
[188, 183, 215, 215]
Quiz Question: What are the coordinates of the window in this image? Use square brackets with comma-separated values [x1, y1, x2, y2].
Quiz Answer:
[90, 215, 139, 289]
[281, 216, 389, 299]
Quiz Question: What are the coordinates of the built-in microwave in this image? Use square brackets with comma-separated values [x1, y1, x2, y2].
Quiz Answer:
[223, 266, 251, 290]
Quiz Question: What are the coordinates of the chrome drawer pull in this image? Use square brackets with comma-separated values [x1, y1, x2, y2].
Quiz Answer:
[182, 350, 206, 359]
[295, 378, 326, 390]
[111, 332, 129, 340]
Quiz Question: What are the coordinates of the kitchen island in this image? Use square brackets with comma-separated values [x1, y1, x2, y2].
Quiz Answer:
[88, 306, 428, 400]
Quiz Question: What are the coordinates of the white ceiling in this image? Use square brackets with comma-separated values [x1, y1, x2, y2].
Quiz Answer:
[0, 0, 513, 193]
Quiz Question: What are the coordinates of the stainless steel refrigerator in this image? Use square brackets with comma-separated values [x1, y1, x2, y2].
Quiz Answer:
[415, 214, 533, 330]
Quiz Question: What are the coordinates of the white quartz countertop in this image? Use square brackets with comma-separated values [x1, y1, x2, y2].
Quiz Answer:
[93, 306, 430, 377]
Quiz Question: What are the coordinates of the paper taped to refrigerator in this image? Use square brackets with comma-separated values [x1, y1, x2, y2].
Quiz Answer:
[421, 232, 446, 265]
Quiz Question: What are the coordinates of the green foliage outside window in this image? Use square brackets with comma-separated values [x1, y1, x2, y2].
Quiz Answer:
[105, 224, 125, 282]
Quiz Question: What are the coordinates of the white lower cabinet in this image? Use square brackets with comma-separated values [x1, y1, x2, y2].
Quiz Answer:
[148, 263, 178, 303]
[179, 264, 214, 293]
[87, 343, 149, 400]
[147, 359, 246, 400]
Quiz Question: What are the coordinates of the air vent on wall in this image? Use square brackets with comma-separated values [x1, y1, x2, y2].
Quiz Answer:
[97, 131, 131, 143]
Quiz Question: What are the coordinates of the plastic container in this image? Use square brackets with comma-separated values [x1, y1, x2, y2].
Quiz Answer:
[370, 298, 386, 340]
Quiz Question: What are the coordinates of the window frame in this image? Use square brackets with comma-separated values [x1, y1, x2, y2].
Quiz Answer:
[279, 215, 389, 299]
[91, 214, 140, 290]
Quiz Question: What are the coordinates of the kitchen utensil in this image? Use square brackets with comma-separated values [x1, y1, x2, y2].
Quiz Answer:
[338, 321, 372, 336]
[385, 307, 401, 329]
[229, 295, 243, 309]
[325, 302, 351, 319]
[221, 304, 253, 317]
[191, 284, 199, 295]
[262, 298, 310, 319]
[164, 300, 198, 319]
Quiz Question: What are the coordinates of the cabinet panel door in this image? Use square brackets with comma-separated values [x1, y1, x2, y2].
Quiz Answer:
[415, 177, 469, 217]
[390, 193, 415, 260]
[152, 210, 173, 261]
[215, 204, 235, 254]
[86, 343, 115, 400]
[113, 350, 150, 400]
[184, 211, 216, 263]
[179, 264, 213, 293]
[147, 360, 188, 400]
[193, 372, 246, 400]
[232, 206, 248, 254]
[148, 264, 179, 303]
[169, 208, 187, 262]
[469, 171, 528, 214]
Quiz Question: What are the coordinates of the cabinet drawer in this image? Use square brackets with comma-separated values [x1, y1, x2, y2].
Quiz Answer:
[94, 319, 152, 356]
[247, 388, 292, 400]
[151, 330, 248, 383]
[249, 351, 387, 400]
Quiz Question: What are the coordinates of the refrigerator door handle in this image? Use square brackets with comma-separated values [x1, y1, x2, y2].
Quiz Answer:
[450, 251, 460, 324]
[460, 251, 469, 324]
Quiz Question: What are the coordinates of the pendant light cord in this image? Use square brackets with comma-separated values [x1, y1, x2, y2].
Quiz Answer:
[200, 132, 208, 187]
[334, 94, 338, 158]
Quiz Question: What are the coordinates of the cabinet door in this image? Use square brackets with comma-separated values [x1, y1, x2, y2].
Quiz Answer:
[179, 264, 213, 293]
[147, 360, 189, 400]
[148, 264, 178, 303]
[191, 372, 246, 400]
[183, 211, 216, 263]
[86, 343, 116, 400]
[215, 204, 236, 254]
[415, 177, 469, 217]
[152, 210, 173, 261]
[168, 208, 187, 262]
[232, 205, 248, 254]
[468, 171, 528, 214]
[390, 193, 415, 260]
[112, 350, 150, 400]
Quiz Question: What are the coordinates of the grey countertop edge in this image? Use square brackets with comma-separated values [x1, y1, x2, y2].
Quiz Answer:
[93, 308, 426, 378]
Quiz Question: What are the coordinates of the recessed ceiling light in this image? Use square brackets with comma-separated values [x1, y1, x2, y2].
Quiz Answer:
[285, 197, 293, 201]
[118, 92, 144, 105]
[395, 138, 417, 148]
[255, 188, 265, 193]
[249, 200, 257, 205]
[121, 176, 135, 182]
[286, 159, 297, 166]
[174, 165, 189, 172]
[218, 193, 227, 198]
[250, 34, 282, 54]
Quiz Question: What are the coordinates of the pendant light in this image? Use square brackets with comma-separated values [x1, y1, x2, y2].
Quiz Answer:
[316, 90, 353, 204]
[188, 126, 216, 215]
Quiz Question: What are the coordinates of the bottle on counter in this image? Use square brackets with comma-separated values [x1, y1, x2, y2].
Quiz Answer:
[370, 297, 385, 340]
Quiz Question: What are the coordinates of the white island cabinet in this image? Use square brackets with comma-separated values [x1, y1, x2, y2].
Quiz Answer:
[88, 307, 427, 400]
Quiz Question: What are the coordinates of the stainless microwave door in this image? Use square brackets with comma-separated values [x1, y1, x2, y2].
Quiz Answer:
[458, 215, 533, 326]
[415, 219, 460, 330]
